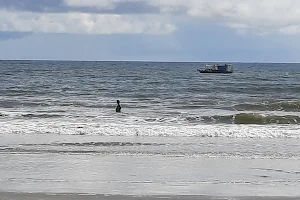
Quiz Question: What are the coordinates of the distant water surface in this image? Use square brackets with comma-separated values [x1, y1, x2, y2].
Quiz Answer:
[1, 60, 300, 137]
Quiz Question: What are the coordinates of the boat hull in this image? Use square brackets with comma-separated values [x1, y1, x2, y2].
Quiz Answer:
[198, 69, 233, 74]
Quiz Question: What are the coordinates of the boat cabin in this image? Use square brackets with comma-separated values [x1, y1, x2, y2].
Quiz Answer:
[198, 64, 233, 73]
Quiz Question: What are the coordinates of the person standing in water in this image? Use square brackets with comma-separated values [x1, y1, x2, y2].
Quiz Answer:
[116, 100, 121, 113]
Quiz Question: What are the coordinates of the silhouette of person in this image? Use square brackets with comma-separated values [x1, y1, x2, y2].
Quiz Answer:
[116, 100, 121, 113]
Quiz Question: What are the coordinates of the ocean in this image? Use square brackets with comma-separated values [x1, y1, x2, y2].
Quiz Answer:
[1, 60, 300, 199]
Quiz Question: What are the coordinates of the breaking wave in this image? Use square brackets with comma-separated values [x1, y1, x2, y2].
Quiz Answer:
[234, 101, 300, 112]
[199, 113, 300, 125]
[1, 122, 300, 138]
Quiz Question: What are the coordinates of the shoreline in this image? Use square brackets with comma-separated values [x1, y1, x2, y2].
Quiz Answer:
[0, 192, 300, 200]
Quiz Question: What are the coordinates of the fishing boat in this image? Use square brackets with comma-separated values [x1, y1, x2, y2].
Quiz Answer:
[198, 64, 233, 73]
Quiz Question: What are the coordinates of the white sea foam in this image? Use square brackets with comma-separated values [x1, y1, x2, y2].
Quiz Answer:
[1, 121, 300, 138]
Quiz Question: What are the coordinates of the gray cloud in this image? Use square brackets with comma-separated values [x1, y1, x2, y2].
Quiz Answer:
[0, 0, 65, 12]
[76, 1, 160, 14]
[0, 0, 161, 14]
[106, 1, 159, 14]
[1, 0, 300, 36]
[0, 10, 176, 35]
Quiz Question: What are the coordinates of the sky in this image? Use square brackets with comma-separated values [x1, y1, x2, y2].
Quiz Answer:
[0, 0, 300, 62]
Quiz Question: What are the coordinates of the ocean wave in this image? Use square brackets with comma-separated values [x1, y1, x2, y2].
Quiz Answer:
[1, 123, 300, 138]
[2, 147, 300, 159]
[0, 89, 54, 97]
[21, 114, 64, 118]
[234, 101, 300, 112]
[199, 113, 300, 125]
[22, 142, 164, 147]
[0, 100, 52, 108]
[0, 99, 149, 109]
[2, 144, 300, 159]
[234, 113, 300, 124]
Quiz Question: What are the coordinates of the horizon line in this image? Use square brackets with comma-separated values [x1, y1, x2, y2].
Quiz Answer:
[0, 59, 299, 64]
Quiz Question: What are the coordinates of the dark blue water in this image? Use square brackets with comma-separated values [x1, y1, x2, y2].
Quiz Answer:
[1, 60, 300, 137]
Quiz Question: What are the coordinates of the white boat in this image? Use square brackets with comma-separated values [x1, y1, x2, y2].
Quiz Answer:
[198, 64, 233, 73]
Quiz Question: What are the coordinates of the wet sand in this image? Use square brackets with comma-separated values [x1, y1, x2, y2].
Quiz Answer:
[0, 192, 299, 200]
